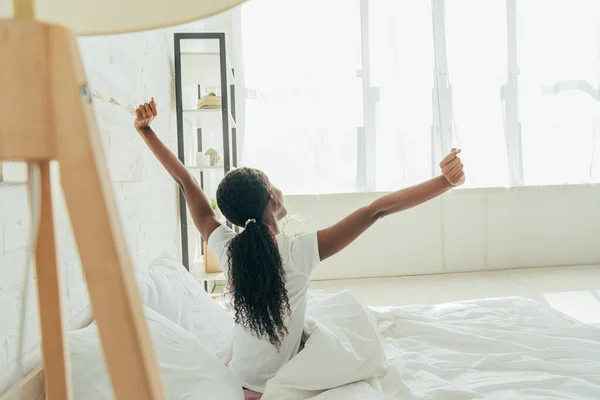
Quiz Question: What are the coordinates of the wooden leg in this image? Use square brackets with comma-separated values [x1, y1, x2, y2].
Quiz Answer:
[34, 162, 72, 400]
[48, 26, 165, 399]
[0, 367, 45, 400]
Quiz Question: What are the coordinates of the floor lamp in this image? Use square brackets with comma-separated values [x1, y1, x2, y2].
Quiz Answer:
[0, 0, 244, 398]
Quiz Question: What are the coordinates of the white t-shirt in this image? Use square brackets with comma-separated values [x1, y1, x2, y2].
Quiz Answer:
[207, 225, 320, 392]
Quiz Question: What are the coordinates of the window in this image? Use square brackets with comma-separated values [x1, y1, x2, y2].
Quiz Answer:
[240, 0, 363, 194]
[238, 0, 600, 194]
[518, 0, 600, 185]
[445, 0, 510, 188]
[369, 0, 434, 191]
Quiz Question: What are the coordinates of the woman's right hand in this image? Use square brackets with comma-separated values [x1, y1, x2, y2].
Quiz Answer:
[134, 97, 157, 131]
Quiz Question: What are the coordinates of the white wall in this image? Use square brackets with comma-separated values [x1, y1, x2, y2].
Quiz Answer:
[285, 185, 600, 280]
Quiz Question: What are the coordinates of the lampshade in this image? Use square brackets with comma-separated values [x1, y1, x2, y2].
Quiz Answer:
[0, 0, 246, 36]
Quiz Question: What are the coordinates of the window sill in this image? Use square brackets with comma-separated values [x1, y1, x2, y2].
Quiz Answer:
[283, 182, 600, 198]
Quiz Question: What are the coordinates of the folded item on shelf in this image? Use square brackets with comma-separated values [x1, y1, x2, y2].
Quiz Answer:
[198, 93, 221, 109]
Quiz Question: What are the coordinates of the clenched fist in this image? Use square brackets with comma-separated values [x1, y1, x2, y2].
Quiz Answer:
[440, 149, 465, 186]
[134, 97, 157, 131]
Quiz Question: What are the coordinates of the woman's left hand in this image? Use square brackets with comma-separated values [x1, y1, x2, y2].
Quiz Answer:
[440, 148, 465, 186]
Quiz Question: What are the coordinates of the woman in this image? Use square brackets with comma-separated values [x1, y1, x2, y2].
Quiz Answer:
[134, 99, 465, 393]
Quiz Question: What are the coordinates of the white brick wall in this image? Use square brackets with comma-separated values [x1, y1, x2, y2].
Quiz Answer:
[0, 19, 214, 390]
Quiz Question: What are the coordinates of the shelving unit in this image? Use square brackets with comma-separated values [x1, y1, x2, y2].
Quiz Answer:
[182, 108, 236, 127]
[174, 33, 238, 291]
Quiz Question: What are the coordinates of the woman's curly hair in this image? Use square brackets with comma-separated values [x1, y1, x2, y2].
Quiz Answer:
[216, 168, 291, 349]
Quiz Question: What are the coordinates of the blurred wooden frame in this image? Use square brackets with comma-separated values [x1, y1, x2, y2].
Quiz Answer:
[0, 368, 45, 400]
[0, 18, 165, 399]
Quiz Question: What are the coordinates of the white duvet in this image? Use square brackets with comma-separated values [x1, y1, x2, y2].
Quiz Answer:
[263, 291, 385, 399]
[265, 292, 600, 400]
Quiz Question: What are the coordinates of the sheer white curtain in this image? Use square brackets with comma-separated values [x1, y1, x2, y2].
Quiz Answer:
[445, 0, 510, 188]
[518, 0, 600, 185]
[239, 0, 363, 194]
[238, 0, 600, 195]
[369, 0, 434, 191]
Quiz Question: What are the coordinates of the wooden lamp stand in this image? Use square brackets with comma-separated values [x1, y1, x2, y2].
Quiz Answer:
[0, 18, 165, 399]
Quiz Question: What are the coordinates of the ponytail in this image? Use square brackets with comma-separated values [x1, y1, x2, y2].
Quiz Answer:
[216, 168, 291, 349]
[227, 220, 290, 348]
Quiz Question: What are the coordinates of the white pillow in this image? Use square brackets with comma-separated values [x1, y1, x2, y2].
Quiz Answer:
[69, 307, 244, 400]
[136, 252, 233, 364]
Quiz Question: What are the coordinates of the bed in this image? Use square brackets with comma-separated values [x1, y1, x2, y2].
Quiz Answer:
[3, 255, 600, 399]
[370, 297, 600, 399]
[258, 293, 600, 399]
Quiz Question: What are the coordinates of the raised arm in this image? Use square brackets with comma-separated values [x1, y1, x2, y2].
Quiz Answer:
[134, 99, 220, 240]
[317, 150, 465, 261]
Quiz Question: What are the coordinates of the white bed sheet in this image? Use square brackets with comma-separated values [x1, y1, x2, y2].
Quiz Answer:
[374, 297, 600, 399]
[271, 293, 600, 399]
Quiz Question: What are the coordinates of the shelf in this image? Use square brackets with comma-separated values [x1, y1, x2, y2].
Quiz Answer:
[185, 165, 225, 172]
[182, 108, 236, 128]
[181, 52, 235, 85]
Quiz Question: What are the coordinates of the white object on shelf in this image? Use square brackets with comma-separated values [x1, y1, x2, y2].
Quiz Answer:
[196, 152, 211, 168]
[183, 108, 236, 128]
